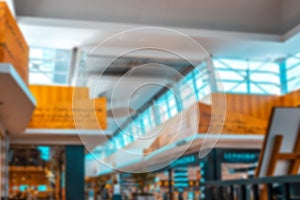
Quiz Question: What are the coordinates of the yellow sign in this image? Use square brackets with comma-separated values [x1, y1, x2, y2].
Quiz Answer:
[0, 2, 29, 85]
[28, 85, 107, 130]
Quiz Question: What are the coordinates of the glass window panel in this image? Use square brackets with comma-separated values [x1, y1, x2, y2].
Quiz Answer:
[30, 61, 54, 72]
[155, 97, 169, 123]
[180, 82, 194, 95]
[219, 82, 247, 93]
[180, 87, 193, 100]
[29, 72, 53, 85]
[250, 73, 280, 83]
[168, 94, 177, 108]
[252, 84, 280, 95]
[248, 61, 279, 73]
[185, 73, 193, 81]
[30, 48, 44, 58]
[288, 78, 300, 92]
[218, 82, 238, 92]
[182, 96, 196, 109]
[286, 57, 300, 70]
[183, 77, 193, 88]
[131, 122, 141, 137]
[287, 65, 300, 80]
[232, 84, 247, 93]
[216, 70, 246, 81]
[142, 110, 154, 132]
[250, 84, 266, 94]
[169, 107, 178, 117]
[29, 47, 71, 85]
[195, 77, 207, 89]
[198, 86, 210, 98]
[147, 108, 155, 126]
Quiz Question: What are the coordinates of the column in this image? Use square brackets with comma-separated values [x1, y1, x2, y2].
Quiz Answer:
[65, 145, 85, 200]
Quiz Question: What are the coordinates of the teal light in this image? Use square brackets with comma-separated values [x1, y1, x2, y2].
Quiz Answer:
[19, 185, 28, 192]
[37, 146, 50, 161]
[37, 185, 47, 192]
[85, 153, 95, 160]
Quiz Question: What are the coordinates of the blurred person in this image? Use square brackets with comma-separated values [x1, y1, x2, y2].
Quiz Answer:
[26, 188, 33, 200]
[162, 191, 168, 200]
[32, 187, 38, 200]
[113, 180, 121, 200]
[96, 190, 101, 200]
[154, 184, 161, 200]
[101, 184, 109, 200]
[178, 188, 183, 200]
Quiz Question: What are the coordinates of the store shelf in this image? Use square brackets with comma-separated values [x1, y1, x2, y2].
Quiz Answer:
[0, 63, 36, 134]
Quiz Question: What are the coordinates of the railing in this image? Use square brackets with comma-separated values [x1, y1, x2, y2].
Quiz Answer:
[203, 175, 300, 200]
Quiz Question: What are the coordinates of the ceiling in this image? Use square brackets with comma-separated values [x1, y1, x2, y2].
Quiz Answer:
[14, 0, 300, 34]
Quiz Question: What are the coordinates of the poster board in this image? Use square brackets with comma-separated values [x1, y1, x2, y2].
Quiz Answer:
[257, 107, 300, 177]
[28, 85, 107, 130]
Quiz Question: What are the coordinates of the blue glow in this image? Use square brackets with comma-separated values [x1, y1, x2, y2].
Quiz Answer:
[86, 153, 94, 160]
[37, 185, 47, 192]
[37, 146, 50, 161]
[19, 185, 28, 192]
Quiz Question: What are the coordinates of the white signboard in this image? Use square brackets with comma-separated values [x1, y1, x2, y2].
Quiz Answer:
[257, 107, 300, 177]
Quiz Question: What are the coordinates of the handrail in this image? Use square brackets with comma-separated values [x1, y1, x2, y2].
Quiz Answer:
[203, 174, 300, 187]
[201, 175, 300, 200]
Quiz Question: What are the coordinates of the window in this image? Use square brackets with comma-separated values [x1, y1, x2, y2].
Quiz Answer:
[155, 98, 169, 123]
[214, 58, 280, 95]
[164, 91, 179, 118]
[29, 47, 72, 85]
[286, 55, 300, 92]
[179, 71, 197, 108]
[141, 108, 155, 132]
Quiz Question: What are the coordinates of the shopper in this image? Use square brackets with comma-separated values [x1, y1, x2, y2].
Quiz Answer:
[101, 184, 109, 200]
[26, 188, 33, 200]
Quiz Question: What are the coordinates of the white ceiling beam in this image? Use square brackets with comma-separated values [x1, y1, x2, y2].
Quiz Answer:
[17, 17, 300, 60]
[18, 17, 280, 43]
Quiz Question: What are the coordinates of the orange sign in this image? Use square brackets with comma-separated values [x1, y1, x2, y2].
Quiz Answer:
[0, 2, 29, 85]
[28, 85, 107, 130]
